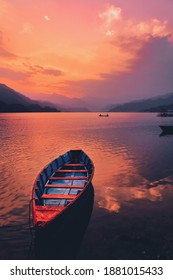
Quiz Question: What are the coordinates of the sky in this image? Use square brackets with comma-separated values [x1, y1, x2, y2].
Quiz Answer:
[1, 0, 173, 105]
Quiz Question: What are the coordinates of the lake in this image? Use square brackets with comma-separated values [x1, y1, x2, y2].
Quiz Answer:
[1, 112, 173, 260]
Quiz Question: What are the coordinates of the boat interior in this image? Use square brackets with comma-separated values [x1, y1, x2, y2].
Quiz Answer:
[34, 150, 93, 208]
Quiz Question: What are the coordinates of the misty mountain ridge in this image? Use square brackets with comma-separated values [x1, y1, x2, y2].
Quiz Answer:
[1, 83, 173, 112]
[109, 91, 173, 112]
[25, 92, 92, 111]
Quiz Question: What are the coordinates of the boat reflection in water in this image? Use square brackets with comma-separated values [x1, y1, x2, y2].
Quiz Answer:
[159, 125, 173, 136]
[34, 183, 94, 260]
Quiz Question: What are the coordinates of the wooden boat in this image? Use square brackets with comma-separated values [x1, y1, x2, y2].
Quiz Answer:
[159, 125, 173, 134]
[99, 113, 109, 117]
[31, 150, 94, 231]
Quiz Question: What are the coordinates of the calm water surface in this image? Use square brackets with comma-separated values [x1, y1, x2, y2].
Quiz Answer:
[1, 112, 173, 259]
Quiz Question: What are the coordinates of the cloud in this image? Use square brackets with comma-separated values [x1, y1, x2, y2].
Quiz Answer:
[97, 4, 172, 82]
[62, 36, 173, 107]
[127, 19, 170, 42]
[99, 5, 122, 27]
[44, 15, 51, 21]
[99, 4, 171, 41]
[24, 63, 63, 77]
[108, 19, 171, 57]
[106, 30, 115, 37]
[42, 68, 62, 76]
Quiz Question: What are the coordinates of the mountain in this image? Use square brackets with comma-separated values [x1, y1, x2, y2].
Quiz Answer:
[0, 83, 32, 105]
[25, 92, 91, 111]
[109, 92, 173, 112]
[0, 84, 59, 112]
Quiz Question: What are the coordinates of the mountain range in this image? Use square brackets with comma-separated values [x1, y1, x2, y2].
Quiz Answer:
[1, 83, 173, 112]
[24, 89, 173, 112]
[109, 92, 173, 112]
[25, 92, 91, 112]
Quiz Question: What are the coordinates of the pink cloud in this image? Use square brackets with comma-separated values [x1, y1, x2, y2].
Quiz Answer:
[62, 36, 173, 107]
[99, 5, 122, 26]
[25, 63, 63, 76]
[99, 4, 171, 41]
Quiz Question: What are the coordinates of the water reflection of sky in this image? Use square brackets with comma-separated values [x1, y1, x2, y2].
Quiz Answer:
[85, 126, 173, 214]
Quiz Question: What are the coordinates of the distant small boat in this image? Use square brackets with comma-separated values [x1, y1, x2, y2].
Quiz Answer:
[159, 125, 173, 134]
[99, 113, 109, 117]
[158, 112, 173, 117]
[31, 150, 94, 231]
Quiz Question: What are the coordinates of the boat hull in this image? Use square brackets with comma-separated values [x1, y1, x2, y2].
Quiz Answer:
[159, 125, 173, 135]
[34, 183, 94, 259]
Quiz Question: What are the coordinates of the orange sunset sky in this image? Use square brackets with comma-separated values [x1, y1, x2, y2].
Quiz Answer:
[1, 0, 173, 104]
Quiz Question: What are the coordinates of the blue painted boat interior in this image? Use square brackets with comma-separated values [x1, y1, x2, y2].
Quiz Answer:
[34, 150, 93, 207]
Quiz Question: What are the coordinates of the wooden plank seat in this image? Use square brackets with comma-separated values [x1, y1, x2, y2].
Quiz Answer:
[42, 194, 77, 199]
[49, 176, 88, 180]
[45, 184, 84, 189]
[35, 206, 65, 211]
[55, 169, 87, 173]
[63, 163, 85, 167]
